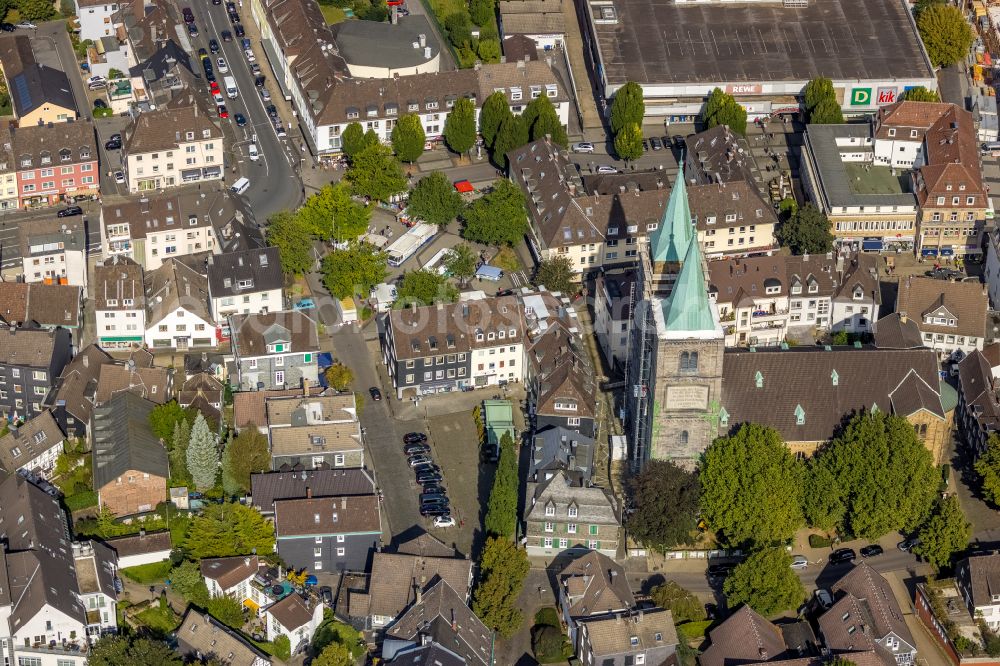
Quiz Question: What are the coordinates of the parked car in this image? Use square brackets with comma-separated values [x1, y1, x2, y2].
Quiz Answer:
[255, 75, 266, 88]
[216, 58, 228, 74]
[369, 387, 381, 401]
[596, 165, 618, 174]
[707, 563, 736, 578]
[114, 170, 125, 184]
[197, 47, 208, 60]
[898, 537, 920, 552]
[829, 548, 856, 564]
[420, 497, 450, 508]
[790, 554, 808, 570]
[182, 7, 194, 23]
[260, 87, 271, 102]
[814, 589, 834, 609]
[404, 433, 428, 444]
[318, 586, 333, 606]
[409, 456, 433, 468]
[58, 206, 83, 218]
[860, 544, 884, 558]
[650, 136, 663, 150]
[104, 137, 121, 150]
[221, 29, 233, 41]
[416, 471, 442, 484]
[187, 22, 198, 36]
[234, 23, 245, 38]
[0, 23, 15, 32]
[209, 38, 220, 54]
[217, 105, 229, 119]
[420, 492, 448, 503]
[433, 515, 456, 528]
[571, 142, 594, 153]
[420, 506, 450, 517]
[93, 99, 107, 108]
[265, 104, 278, 119]
[15, 21, 37, 29]
[87, 75, 106, 89]
[234, 112, 247, 127]
[405, 447, 431, 459]
[421, 484, 446, 495]
[925, 268, 964, 281]
[229, 10, 241, 23]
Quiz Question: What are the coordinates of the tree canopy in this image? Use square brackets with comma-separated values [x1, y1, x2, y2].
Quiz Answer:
[976, 434, 1000, 507]
[523, 95, 567, 147]
[149, 401, 196, 441]
[809, 98, 845, 125]
[408, 172, 464, 226]
[346, 143, 408, 203]
[445, 97, 478, 154]
[627, 460, 701, 551]
[220, 429, 270, 496]
[186, 413, 219, 491]
[776, 203, 835, 255]
[313, 642, 353, 666]
[341, 122, 366, 159]
[325, 364, 355, 392]
[701, 424, 804, 548]
[703, 88, 747, 135]
[610, 81, 645, 135]
[914, 495, 971, 569]
[297, 182, 371, 242]
[185, 502, 275, 558]
[901, 86, 941, 102]
[88, 635, 181, 666]
[472, 536, 530, 637]
[267, 210, 314, 276]
[461, 180, 528, 246]
[534, 256, 576, 296]
[484, 432, 518, 538]
[811, 411, 940, 540]
[917, 4, 974, 68]
[614, 122, 644, 162]
[804, 77, 836, 115]
[391, 114, 426, 163]
[445, 243, 479, 286]
[394, 270, 458, 307]
[492, 114, 529, 169]
[723, 548, 807, 617]
[650, 581, 706, 623]
[480, 91, 511, 149]
[320, 242, 389, 299]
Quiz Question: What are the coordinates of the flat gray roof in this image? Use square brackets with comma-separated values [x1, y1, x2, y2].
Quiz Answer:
[591, 0, 935, 88]
[330, 15, 440, 69]
[805, 123, 916, 208]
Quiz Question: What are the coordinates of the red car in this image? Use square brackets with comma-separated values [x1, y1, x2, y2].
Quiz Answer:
[217, 105, 229, 119]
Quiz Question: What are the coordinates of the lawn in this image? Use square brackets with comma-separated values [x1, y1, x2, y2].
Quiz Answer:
[134, 605, 181, 636]
[493, 246, 522, 273]
[319, 4, 346, 23]
[120, 560, 173, 584]
[64, 491, 98, 511]
[426, 0, 465, 19]
[677, 620, 713, 640]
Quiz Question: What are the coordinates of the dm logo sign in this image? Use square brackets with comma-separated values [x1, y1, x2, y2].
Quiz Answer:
[850, 88, 872, 106]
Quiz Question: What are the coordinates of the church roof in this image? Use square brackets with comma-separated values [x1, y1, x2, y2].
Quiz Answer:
[660, 235, 717, 333]
[649, 162, 692, 264]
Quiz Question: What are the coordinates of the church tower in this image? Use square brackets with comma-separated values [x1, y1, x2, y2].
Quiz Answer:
[625, 166, 725, 468]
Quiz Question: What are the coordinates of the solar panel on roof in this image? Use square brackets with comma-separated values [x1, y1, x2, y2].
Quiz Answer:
[12, 75, 31, 111]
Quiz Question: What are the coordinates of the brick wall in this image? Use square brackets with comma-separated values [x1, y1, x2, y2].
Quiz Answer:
[99, 469, 167, 516]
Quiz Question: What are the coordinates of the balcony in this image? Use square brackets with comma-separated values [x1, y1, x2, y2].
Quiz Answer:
[751, 307, 789, 321]
[20, 640, 89, 657]
[751, 320, 785, 332]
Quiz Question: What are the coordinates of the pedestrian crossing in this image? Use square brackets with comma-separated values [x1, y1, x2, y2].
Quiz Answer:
[509, 270, 529, 287]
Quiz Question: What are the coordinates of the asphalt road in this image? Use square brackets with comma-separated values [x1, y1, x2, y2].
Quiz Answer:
[187, 1, 303, 224]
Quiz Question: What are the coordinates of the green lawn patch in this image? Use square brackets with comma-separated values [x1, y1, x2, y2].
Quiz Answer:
[64, 490, 98, 511]
[120, 560, 173, 584]
[319, 4, 346, 23]
[808, 534, 832, 548]
[427, 0, 465, 19]
[677, 620, 713, 640]
[493, 246, 522, 273]
[534, 606, 560, 627]
[313, 611, 366, 660]
[134, 605, 181, 636]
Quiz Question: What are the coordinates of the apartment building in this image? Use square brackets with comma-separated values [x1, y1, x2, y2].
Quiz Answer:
[0, 124, 17, 210]
[101, 191, 229, 270]
[689, 180, 778, 258]
[265, 392, 363, 471]
[0, 410, 64, 478]
[873, 100, 953, 169]
[0, 327, 72, 421]
[16, 217, 88, 287]
[207, 247, 284, 323]
[123, 106, 224, 192]
[11, 119, 98, 209]
[75, 0, 120, 40]
[229, 311, 319, 391]
[144, 258, 217, 351]
[524, 468, 619, 558]
[895, 275, 988, 360]
[956, 554, 1000, 631]
[94, 255, 146, 350]
[273, 494, 381, 573]
[593, 270, 636, 371]
[72, 540, 120, 637]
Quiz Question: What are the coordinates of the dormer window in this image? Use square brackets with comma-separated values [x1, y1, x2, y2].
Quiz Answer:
[20, 157, 31, 167]
[795, 404, 805, 425]
[754, 371, 763, 388]
[186, 131, 194, 140]
[808, 282, 818, 294]
[408, 101, 419, 112]
[425, 99, 439, 110]
[346, 107, 360, 119]
[568, 506, 577, 518]
[80, 149, 91, 159]
[40, 152, 51, 165]
[546, 84, 557, 98]
[510, 87, 522, 101]
[530, 85, 541, 99]
[106, 299, 117, 307]
[544, 504, 555, 517]
[385, 104, 398, 116]
[888, 128, 896, 137]
[446, 96, 457, 108]
[59, 149, 71, 162]
[366, 104, 378, 117]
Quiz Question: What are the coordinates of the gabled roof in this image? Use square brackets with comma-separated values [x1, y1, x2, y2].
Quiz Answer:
[94, 255, 145, 311]
[233, 386, 325, 430]
[701, 605, 786, 666]
[579, 609, 678, 658]
[91, 392, 169, 489]
[0, 326, 66, 369]
[525, 469, 618, 525]
[145, 257, 213, 325]
[559, 550, 634, 618]
[529, 426, 596, 483]
[124, 105, 222, 154]
[230, 310, 319, 357]
[273, 494, 380, 536]
[44, 344, 113, 422]
[266, 592, 315, 631]
[0, 35, 77, 119]
[10, 118, 95, 166]
[102, 530, 172, 558]
[177, 608, 272, 665]
[961, 553, 1000, 608]
[207, 247, 283, 299]
[0, 282, 81, 329]
[94, 352, 173, 405]
[873, 314, 924, 350]
[0, 411, 64, 473]
[250, 468, 376, 513]
[200, 555, 259, 590]
[350, 548, 473, 621]
[896, 276, 987, 340]
[396, 532, 460, 558]
[824, 562, 915, 654]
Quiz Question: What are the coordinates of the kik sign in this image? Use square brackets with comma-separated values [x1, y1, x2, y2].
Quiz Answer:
[876, 87, 898, 105]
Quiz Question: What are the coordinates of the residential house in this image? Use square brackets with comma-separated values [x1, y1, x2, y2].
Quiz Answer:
[91, 392, 169, 516]
[207, 247, 284, 323]
[176, 608, 272, 666]
[348, 533, 473, 631]
[266, 392, 363, 470]
[956, 553, 1000, 631]
[956, 349, 1000, 456]
[249, 467, 376, 515]
[831, 253, 882, 335]
[530, 426, 596, 485]
[558, 550, 633, 644]
[123, 106, 224, 192]
[234, 385, 326, 432]
[576, 610, 678, 666]
[895, 276, 988, 360]
[684, 125, 759, 188]
[818, 563, 917, 665]
[76, 0, 120, 40]
[44, 344, 114, 437]
[102, 530, 172, 568]
[708, 254, 789, 347]
[382, 643, 468, 666]
[328, 15, 442, 78]
[0, 282, 83, 339]
[178, 372, 224, 424]
[184, 351, 227, 382]
[593, 270, 637, 371]
[382, 579, 493, 666]
[144, 258, 217, 351]
[0, 327, 72, 421]
[229, 311, 319, 391]
[381, 294, 525, 398]
[72, 540, 120, 636]
[0, 35, 77, 127]
[524, 468, 619, 558]
[0, 411, 65, 478]
[273, 493, 381, 573]
[700, 605, 816, 666]
[784, 254, 842, 334]
[94, 255, 146, 350]
[100, 190, 232, 270]
[15, 217, 88, 287]
[11, 119, 98, 209]
[93, 349, 173, 406]
[202, 555, 260, 600]
[263, 593, 323, 651]
[688, 180, 778, 259]
[533, 358, 596, 438]
[498, 0, 565, 50]
[0, 124, 18, 211]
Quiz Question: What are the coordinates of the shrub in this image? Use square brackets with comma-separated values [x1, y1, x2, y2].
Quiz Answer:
[534, 607, 560, 627]
[808, 534, 832, 548]
[272, 635, 291, 661]
[531, 624, 570, 663]
[677, 620, 713, 640]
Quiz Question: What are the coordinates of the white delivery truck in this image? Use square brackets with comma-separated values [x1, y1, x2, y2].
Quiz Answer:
[224, 76, 238, 99]
[386, 223, 436, 267]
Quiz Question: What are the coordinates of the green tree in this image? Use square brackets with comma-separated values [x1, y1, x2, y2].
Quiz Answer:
[445, 97, 477, 155]
[461, 179, 528, 245]
[313, 642, 353, 666]
[391, 114, 426, 163]
[185, 502, 275, 558]
[346, 143, 408, 203]
[803, 77, 836, 115]
[610, 81, 645, 135]
[88, 635, 181, 666]
[703, 87, 747, 135]
[813, 411, 939, 540]
[650, 581, 707, 623]
[168, 560, 210, 606]
[444, 11, 473, 48]
[918, 4, 974, 67]
[976, 434, 1000, 507]
[149, 401, 195, 441]
[901, 86, 941, 102]
[325, 364, 355, 391]
[533, 256, 576, 295]
[701, 424, 804, 548]
[627, 460, 701, 551]
[320, 242, 389, 299]
[221, 435, 241, 497]
[472, 536, 529, 637]
[296, 182, 371, 242]
[523, 95, 567, 147]
[17, 0, 55, 21]
[206, 595, 244, 629]
[395, 270, 458, 307]
[484, 432, 518, 537]
[341, 122, 366, 159]
[914, 495, 971, 569]
[170, 418, 192, 485]
[914, 0, 945, 17]
[723, 548, 807, 617]
[477, 37, 502, 63]
[445, 243, 478, 286]
[778, 197, 798, 220]
[186, 413, 219, 492]
[469, 0, 493, 25]
[220, 429, 270, 496]
[492, 114, 529, 169]
[267, 210, 315, 276]
[809, 98, 844, 124]
[614, 122, 643, 163]
[409, 172, 464, 226]
[802, 461, 845, 532]
[776, 203, 835, 255]
[272, 635, 292, 661]
[480, 91, 510, 149]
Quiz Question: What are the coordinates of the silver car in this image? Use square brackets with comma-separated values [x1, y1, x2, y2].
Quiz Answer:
[572, 141, 595, 153]
[790, 554, 808, 570]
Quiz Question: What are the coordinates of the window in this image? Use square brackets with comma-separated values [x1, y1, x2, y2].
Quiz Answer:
[544, 522, 554, 532]
[275, 370, 285, 384]
[543, 537, 553, 548]
[336, 547, 345, 556]
[679, 351, 698, 373]
[544, 505, 555, 517]
[567, 523, 577, 533]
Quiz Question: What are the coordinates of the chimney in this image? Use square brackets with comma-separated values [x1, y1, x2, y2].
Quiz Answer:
[900, 314, 908, 324]
[451, 607, 457, 632]
[303, 377, 310, 397]
[244, 557, 250, 566]
[82, 354, 89, 368]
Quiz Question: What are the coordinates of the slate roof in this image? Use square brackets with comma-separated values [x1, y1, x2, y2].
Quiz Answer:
[102, 530, 172, 558]
[18, 216, 87, 257]
[91, 392, 169, 489]
[386, 579, 493, 666]
[579, 609, 678, 658]
[250, 468, 377, 512]
[124, 105, 222, 154]
[0, 35, 77, 119]
[559, 550, 634, 618]
[101, 188, 234, 241]
[329, 15, 441, 68]
[530, 426, 596, 484]
[689, 180, 779, 238]
[273, 494, 380, 537]
[10, 118, 96, 167]
[534, 357, 595, 421]
[396, 532, 460, 558]
[178, 372, 223, 422]
[701, 605, 786, 666]
[896, 276, 988, 341]
[387, 295, 524, 361]
[0, 327, 62, 368]
[873, 314, 924, 350]
[207, 247, 283, 299]
[912, 103, 986, 207]
[177, 608, 272, 665]
[822, 563, 915, 658]
[94, 352, 173, 405]
[201, 555, 259, 591]
[720, 347, 946, 443]
[0, 282, 81, 329]
[0, 411, 63, 472]
[962, 553, 1000, 608]
[44, 344, 113, 422]
[384, 643, 467, 666]
[265, 392, 358, 426]
[350, 548, 473, 620]
[957, 350, 1000, 427]
[684, 125, 758, 187]
[229, 310, 319, 357]
[502, 34, 539, 63]
[145, 258, 213, 325]
[269, 423, 362, 458]
[525, 469, 618, 525]
[267, 593, 315, 631]
[233, 386, 325, 430]
[94, 255, 145, 311]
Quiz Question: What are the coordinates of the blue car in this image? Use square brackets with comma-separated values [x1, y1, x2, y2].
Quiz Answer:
[293, 298, 315, 310]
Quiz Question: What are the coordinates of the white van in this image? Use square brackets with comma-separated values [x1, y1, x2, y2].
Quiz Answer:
[248, 143, 259, 161]
[231, 177, 250, 194]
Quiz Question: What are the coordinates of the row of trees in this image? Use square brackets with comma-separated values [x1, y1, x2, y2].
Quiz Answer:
[610, 82, 645, 162]
[388, 98, 477, 163]
[480, 91, 567, 168]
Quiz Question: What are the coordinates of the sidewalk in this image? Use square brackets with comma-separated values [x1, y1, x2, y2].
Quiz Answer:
[884, 571, 952, 666]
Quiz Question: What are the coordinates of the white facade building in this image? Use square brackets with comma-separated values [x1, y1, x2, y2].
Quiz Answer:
[94, 255, 145, 350]
[123, 106, 224, 193]
[144, 259, 218, 351]
[75, 0, 119, 41]
[17, 219, 88, 287]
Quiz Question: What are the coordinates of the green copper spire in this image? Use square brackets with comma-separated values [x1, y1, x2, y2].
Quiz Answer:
[649, 161, 693, 264]
[661, 231, 716, 332]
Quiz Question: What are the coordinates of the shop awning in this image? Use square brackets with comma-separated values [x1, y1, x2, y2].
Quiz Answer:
[861, 239, 884, 251]
[99, 336, 143, 342]
[243, 598, 259, 612]
[454, 180, 473, 193]
[921, 248, 939, 256]
[940, 247, 955, 256]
